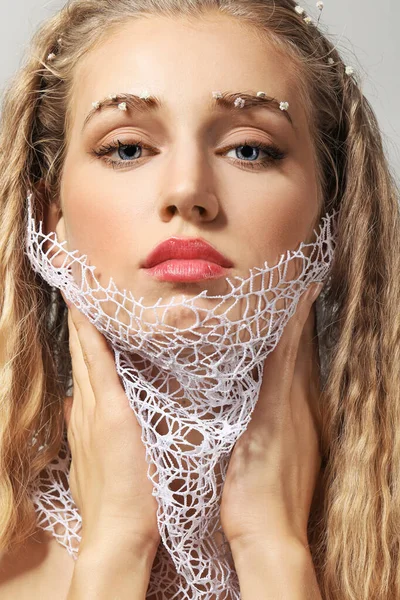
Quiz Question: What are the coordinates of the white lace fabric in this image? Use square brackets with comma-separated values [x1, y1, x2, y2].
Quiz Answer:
[25, 192, 338, 599]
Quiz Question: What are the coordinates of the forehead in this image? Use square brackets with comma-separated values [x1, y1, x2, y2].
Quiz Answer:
[69, 14, 305, 132]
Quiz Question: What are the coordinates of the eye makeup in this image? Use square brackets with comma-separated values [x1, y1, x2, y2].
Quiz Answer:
[89, 136, 287, 172]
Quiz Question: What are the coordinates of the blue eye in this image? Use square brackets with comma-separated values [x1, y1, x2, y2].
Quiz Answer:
[116, 142, 143, 161]
[91, 138, 153, 168]
[235, 145, 260, 161]
[91, 137, 286, 171]
[226, 144, 275, 163]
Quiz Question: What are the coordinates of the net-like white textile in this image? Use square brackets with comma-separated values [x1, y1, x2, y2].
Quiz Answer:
[25, 191, 338, 599]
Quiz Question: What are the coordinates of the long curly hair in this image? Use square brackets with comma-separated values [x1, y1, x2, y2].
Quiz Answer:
[0, 0, 399, 597]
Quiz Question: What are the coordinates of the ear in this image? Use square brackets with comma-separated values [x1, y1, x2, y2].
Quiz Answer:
[35, 180, 69, 270]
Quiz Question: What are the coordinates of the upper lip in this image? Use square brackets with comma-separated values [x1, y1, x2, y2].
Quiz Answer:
[143, 237, 234, 269]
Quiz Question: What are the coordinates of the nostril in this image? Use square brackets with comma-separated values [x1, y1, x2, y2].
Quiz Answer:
[196, 205, 206, 216]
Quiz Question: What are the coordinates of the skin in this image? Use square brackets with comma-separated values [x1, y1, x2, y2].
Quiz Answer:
[46, 13, 321, 313]
[0, 13, 324, 599]
[47, 5, 323, 534]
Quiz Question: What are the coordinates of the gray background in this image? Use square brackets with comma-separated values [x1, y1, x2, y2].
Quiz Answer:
[1, 0, 399, 180]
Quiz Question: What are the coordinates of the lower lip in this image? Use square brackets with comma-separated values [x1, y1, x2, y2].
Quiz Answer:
[144, 259, 229, 282]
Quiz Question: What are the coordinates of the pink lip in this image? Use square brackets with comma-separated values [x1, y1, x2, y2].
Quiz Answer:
[142, 238, 234, 282]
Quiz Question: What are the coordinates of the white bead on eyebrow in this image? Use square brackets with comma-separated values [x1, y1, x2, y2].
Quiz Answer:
[139, 90, 151, 99]
[118, 102, 127, 111]
[211, 91, 291, 115]
[233, 97, 246, 108]
[91, 100, 101, 109]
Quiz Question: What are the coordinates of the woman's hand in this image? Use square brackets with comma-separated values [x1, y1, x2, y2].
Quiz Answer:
[220, 283, 323, 554]
[63, 298, 160, 559]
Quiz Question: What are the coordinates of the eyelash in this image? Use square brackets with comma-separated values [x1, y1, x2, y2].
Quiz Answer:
[90, 137, 286, 171]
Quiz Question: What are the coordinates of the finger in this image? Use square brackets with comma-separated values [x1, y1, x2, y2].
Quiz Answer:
[60, 289, 69, 307]
[253, 283, 322, 422]
[68, 303, 126, 409]
[64, 393, 77, 455]
[67, 308, 93, 430]
[64, 395, 73, 428]
[67, 309, 88, 394]
[275, 282, 322, 363]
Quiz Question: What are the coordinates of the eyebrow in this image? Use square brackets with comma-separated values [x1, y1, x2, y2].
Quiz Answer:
[81, 90, 294, 133]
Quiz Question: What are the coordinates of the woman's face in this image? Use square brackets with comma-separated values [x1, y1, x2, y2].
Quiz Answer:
[46, 13, 320, 314]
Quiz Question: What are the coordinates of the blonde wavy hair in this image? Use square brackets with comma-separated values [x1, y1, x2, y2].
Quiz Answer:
[0, 0, 399, 597]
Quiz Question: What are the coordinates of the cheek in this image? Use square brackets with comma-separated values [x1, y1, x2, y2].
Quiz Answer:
[229, 169, 319, 268]
[60, 173, 152, 279]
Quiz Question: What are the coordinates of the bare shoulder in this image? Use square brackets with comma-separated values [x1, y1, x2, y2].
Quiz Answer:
[0, 527, 74, 599]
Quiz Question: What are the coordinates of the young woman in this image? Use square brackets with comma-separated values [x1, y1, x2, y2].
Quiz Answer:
[0, 1, 398, 598]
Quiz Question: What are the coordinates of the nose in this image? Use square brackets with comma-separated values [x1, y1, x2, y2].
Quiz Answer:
[159, 187, 220, 222]
[157, 144, 221, 224]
